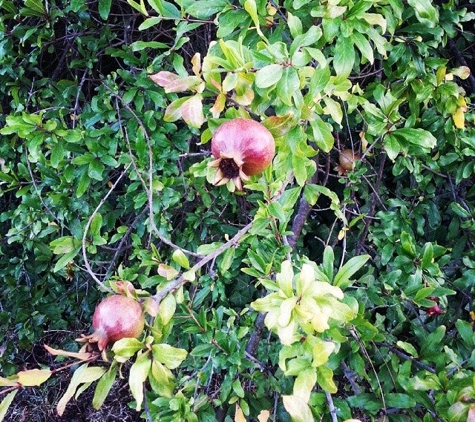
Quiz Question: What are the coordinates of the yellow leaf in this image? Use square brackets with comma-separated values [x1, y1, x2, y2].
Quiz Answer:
[0, 390, 18, 421]
[57, 364, 106, 416]
[282, 395, 314, 422]
[453, 107, 465, 129]
[181, 95, 205, 128]
[129, 352, 151, 411]
[44, 344, 92, 361]
[157, 264, 179, 280]
[0, 376, 19, 387]
[234, 403, 246, 422]
[191, 53, 201, 76]
[17, 369, 52, 387]
[257, 410, 270, 422]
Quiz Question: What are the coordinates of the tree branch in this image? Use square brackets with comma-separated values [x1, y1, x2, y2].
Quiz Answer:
[152, 222, 253, 304]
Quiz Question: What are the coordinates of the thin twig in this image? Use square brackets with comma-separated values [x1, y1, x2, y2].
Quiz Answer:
[25, 149, 63, 228]
[104, 207, 148, 280]
[106, 83, 202, 258]
[375, 342, 436, 373]
[152, 221, 253, 304]
[356, 151, 386, 255]
[326, 392, 338, 422]
[287, 161, 320, 250]
[82, 164, 132, 292]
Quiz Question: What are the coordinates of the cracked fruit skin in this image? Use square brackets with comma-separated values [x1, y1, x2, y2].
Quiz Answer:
[89, 295, 145, 351]
[209, 118, 275, 190]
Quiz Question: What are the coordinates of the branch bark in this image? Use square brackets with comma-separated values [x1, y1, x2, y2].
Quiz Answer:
[152, 222, 253, 304]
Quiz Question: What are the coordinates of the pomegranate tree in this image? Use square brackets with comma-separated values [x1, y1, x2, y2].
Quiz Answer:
[208, 118, 275, 190]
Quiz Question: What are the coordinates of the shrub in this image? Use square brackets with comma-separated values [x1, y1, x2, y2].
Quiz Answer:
[1, 0, 475, 421]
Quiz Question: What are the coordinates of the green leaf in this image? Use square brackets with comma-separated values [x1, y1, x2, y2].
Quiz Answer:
[455, 319, 475, 347]
[88, 159, 104, 181]
[61, 129, 83, 143]
[407, 0, 439, 28]
[50, 236, 78, 254]
[158, 293, 177, 326]
[268, 201, 287, 222]
[232, 379, 245, 398]
[384, 133, 401, 161]
[197, 242, 223, 255]
[394, 128, 437, 150]
[129, 352, 151, 412]
[137, 17, 162, 30]
[291, 26, 322, 57]
[98, 0, 111, 19]
[172, 249, 190, 269]
[89, 213, 103, 237]
[185, 0, 228, 19]
[287, 12, 302, 38]
[396, 341, 418, 357]
[244, 0, 265, 39]
[352, 31, 374, 64]
[152, 344, 188, 369]
[276, 67, 300, 106]
[333, 254, 370, 288]
[385, 393, 417, 408]
[255, 64, 283, 88]
[420, 325, 446, 357]
[149, 360, 175, 397]
[292, 155, 310, 187]
[219, 246, 235, 274]
[323, 97, 343, 126]
[322, 246, 334, 282]
[92, 365, 118, 409]
[421, 243, 434, 269]
[316, 365, 337, 393]
[333, 36, 354, 77]
[131, 39, 168, 49]
[126, 0, 147, 15]
[277, 260, 294, 298]
[53, 247, 81, 272]
[310, 115, 334, 152]
[400, 231, 417, 257]
[164, 96, 188, 122]
[50, 142, 64, 168]
[147, 0, 180, 18]
[112, 338, 143, 362]
[24, 0, 45, 14]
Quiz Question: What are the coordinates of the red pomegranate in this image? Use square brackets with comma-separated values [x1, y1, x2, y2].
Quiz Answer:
[85, 295, 145, 351]
[208, 118, 275, 190]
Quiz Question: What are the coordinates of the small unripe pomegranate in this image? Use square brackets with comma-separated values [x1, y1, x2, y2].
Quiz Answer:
[208, 118, 275, 190]
[336, 148, 361, 175]
[427, 297, 443, 317]
[86, 295, 145, 351]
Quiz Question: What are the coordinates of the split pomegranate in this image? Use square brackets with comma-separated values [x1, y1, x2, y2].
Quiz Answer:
[336, 148, 361, 175]
[85, 295, 145, 351]
[208, 118, 275, 190]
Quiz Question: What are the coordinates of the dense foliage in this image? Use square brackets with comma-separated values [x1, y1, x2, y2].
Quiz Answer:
[1, 0, 475, 421]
